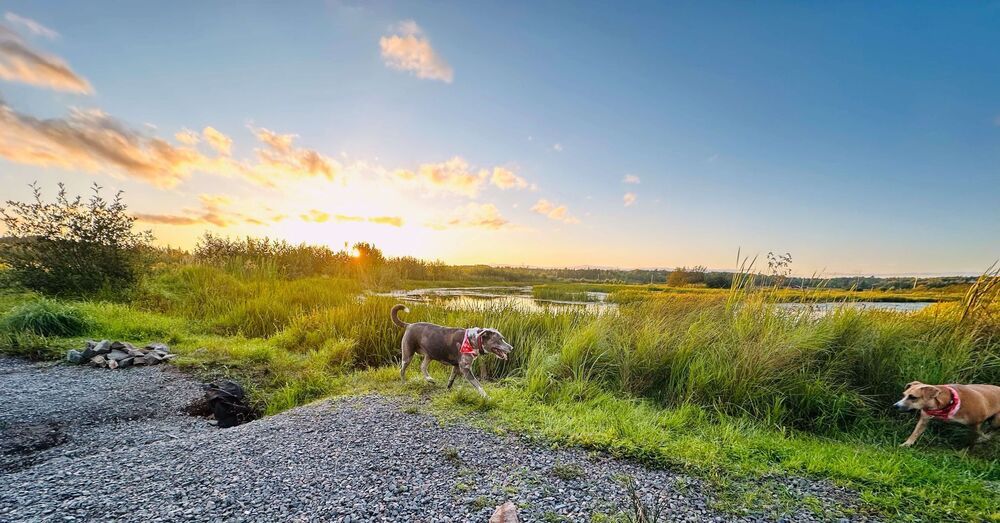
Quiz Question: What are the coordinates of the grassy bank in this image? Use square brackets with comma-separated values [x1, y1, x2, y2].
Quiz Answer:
[0, 265, 997, 521]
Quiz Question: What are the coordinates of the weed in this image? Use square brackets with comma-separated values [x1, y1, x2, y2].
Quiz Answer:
[551, 461, 584, 480]
[1, 298, 90, 337]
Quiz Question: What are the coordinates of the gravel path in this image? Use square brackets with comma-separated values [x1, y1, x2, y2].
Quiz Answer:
[0, 358, 871, 522]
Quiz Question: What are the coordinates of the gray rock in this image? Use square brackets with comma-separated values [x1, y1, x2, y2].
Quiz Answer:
[66, 350, 84, 364]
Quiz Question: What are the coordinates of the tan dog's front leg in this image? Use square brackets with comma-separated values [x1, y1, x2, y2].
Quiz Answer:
[901, 415, 930, 447]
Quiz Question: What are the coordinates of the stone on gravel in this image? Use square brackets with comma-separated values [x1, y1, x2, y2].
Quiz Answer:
[490, 501, 519, 522]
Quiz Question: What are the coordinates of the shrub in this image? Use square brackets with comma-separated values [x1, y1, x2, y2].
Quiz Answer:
[0, 183, 152, 296]
[1, 298, 91, 337]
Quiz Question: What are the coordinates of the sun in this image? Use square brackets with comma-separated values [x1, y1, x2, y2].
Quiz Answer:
[349, 247, 361, 258]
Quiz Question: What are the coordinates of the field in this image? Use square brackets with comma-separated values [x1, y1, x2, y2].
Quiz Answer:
[1, 263, 998, 521]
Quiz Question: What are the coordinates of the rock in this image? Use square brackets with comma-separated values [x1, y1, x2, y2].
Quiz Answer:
[66, 350, 84, 364]
[490, 501, 519, 523]
[145, 343, 170, 353]
[108, 350, 130, 362]
[106, 359, 118, 370]
[92, 340, 112, 355]
[89, 355, 107, 367]
[109, 341, 134, 351]
[117, 357, 134, 368]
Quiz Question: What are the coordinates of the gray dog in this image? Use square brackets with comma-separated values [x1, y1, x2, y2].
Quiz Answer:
[391, 304, 512, 398]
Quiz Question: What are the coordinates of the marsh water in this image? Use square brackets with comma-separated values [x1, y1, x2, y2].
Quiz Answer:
[379, 286, 935, 315]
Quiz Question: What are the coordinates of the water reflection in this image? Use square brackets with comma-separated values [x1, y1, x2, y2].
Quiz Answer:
[378, 286, 616, 314]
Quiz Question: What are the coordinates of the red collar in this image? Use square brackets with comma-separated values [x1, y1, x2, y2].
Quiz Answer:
[924, 386, 961, 420]
[460, 329, 480, 356]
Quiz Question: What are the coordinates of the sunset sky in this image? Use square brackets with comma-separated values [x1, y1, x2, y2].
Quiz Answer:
[0, 1, 998, 275]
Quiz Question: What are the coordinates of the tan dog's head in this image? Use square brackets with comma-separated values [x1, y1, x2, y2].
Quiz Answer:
[893, 381, 949, 412]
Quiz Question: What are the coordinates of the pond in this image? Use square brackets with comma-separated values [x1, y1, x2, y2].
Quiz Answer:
[377, 286, 616, 314]
[377, 287, 936, 317]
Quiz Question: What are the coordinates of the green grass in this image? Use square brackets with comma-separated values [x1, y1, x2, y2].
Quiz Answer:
[1, 265, 997, 521]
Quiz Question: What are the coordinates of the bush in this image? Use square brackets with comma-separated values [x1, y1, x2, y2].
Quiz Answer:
[0, 183, 152, 296]
[1, 298, 91, 337]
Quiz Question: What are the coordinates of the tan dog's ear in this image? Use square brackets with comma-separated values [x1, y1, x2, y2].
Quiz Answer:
[906, 381, 922, 389]
[917, 385, 942, 406]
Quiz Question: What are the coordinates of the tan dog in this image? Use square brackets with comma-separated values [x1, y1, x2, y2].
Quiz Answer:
[894, 381, 1000, 448]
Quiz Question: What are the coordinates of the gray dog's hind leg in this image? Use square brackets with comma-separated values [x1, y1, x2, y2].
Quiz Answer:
[420, 354, 435, 383]
[446, 366, 458, 389]
[400, 335, 415, 382]
[460, 364, 488, 398]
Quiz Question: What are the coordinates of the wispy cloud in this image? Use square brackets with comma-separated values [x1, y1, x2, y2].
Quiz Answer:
[431, 202, 510, 230]
[331, 214, 404, 227]
[623, 192, 637, 206]
[248, 126, 338, 186]
[4, 13, 58, 39]
[379, 20, 453, 83]
[552, 143, 563, 152]
[490, 167, 529, 190]
[300, 209, 330, 223]
[133, 193, 266, 227]
[622, 174, 640, 184]
[203, 126, 232, 155]
[531, 199, 579, 224]
[391, 156, 486, 197]
[0, 24, 92, 93]
[174, 129, 200, 146]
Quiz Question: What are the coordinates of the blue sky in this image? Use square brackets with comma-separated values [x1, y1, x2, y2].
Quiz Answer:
[0, 1, 997, 274]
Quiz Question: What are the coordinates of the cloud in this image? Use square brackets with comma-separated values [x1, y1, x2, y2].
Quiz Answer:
[379, 20, 453, 83]
[334, 214, 365, 222]
[300, 209, 330, 223]
[248, 126, 338, 186]
[0, 103, 212, 188]
[431, 202, 510, 230]
[622, 174, 640, 184]
[391, 156, 486, 197]
[490, 167, 529, 190]
[368, 215, 404, 227]
[0, 25, 92, 93]
[552, 143, 563, 152]
[623, 192, 637, 206]
[5, 13, 58, 39]
[174, 129, 200, 146]
[133, 193, 263, 227]
[203, 126, 232, 155]
[531, 199, 579, 224]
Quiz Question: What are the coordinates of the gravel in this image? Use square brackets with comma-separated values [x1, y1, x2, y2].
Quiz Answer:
[0, 357, 874, 522]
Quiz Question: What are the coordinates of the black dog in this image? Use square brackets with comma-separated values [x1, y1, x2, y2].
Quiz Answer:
[391, 304, 512, 398]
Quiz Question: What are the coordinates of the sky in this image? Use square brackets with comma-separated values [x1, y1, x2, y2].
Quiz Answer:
[0, 1, 997, 276]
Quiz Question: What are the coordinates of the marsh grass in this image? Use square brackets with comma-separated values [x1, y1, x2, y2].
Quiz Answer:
[1, 265, 997, 520]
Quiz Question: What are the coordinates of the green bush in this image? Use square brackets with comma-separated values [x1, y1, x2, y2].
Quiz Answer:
[1, 298, 91, 337]
[0, 183, 152, 296]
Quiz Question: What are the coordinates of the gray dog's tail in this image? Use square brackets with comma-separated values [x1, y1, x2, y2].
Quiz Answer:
[390, 304, 410, 328]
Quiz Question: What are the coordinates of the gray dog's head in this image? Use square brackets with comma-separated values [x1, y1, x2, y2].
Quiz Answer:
[478, 328, 513, 360]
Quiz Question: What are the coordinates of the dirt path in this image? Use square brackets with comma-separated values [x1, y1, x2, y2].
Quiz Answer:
[0, 358, 872, 522]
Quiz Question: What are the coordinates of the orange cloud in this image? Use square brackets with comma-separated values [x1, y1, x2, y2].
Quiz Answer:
[174, 129, 200, 146]
[431, 203, 510, 230]
[368, 215, 404, 227]
[248, 126, 338, 186]
[623, 192, 637, 207]
[300, 209, 330, 223]
[531, 199, 579, 224]
[490, 167, 529, 190]
[203, 126, 232, 155]
[391, 156, 486, 197]
[0, 25, 91, 93]
[134, 193, 260, 227]
[380, 20, 453, 83]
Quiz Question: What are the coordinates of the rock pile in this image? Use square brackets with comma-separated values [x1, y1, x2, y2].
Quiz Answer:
[66, 340, 175, 369]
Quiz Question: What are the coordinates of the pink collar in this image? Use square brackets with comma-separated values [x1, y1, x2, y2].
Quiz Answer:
[460, 329, 480, 356]
[924, 386, 961, 420]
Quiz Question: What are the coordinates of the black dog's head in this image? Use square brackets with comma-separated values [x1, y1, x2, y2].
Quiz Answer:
[478, 328, 512, 360]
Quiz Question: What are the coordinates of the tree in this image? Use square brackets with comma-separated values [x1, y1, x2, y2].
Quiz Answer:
[0, 183, 152, 296]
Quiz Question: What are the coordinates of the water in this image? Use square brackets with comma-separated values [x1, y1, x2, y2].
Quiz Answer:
[379, 287, 935, 316]
[377, 286, 616, 314]
[775, 301, 934, 315]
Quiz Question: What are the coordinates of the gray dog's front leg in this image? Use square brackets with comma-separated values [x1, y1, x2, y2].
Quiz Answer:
[446, 366, 459, 389]
[460, 363, 488, 398]
[420, 355, 434, 383]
